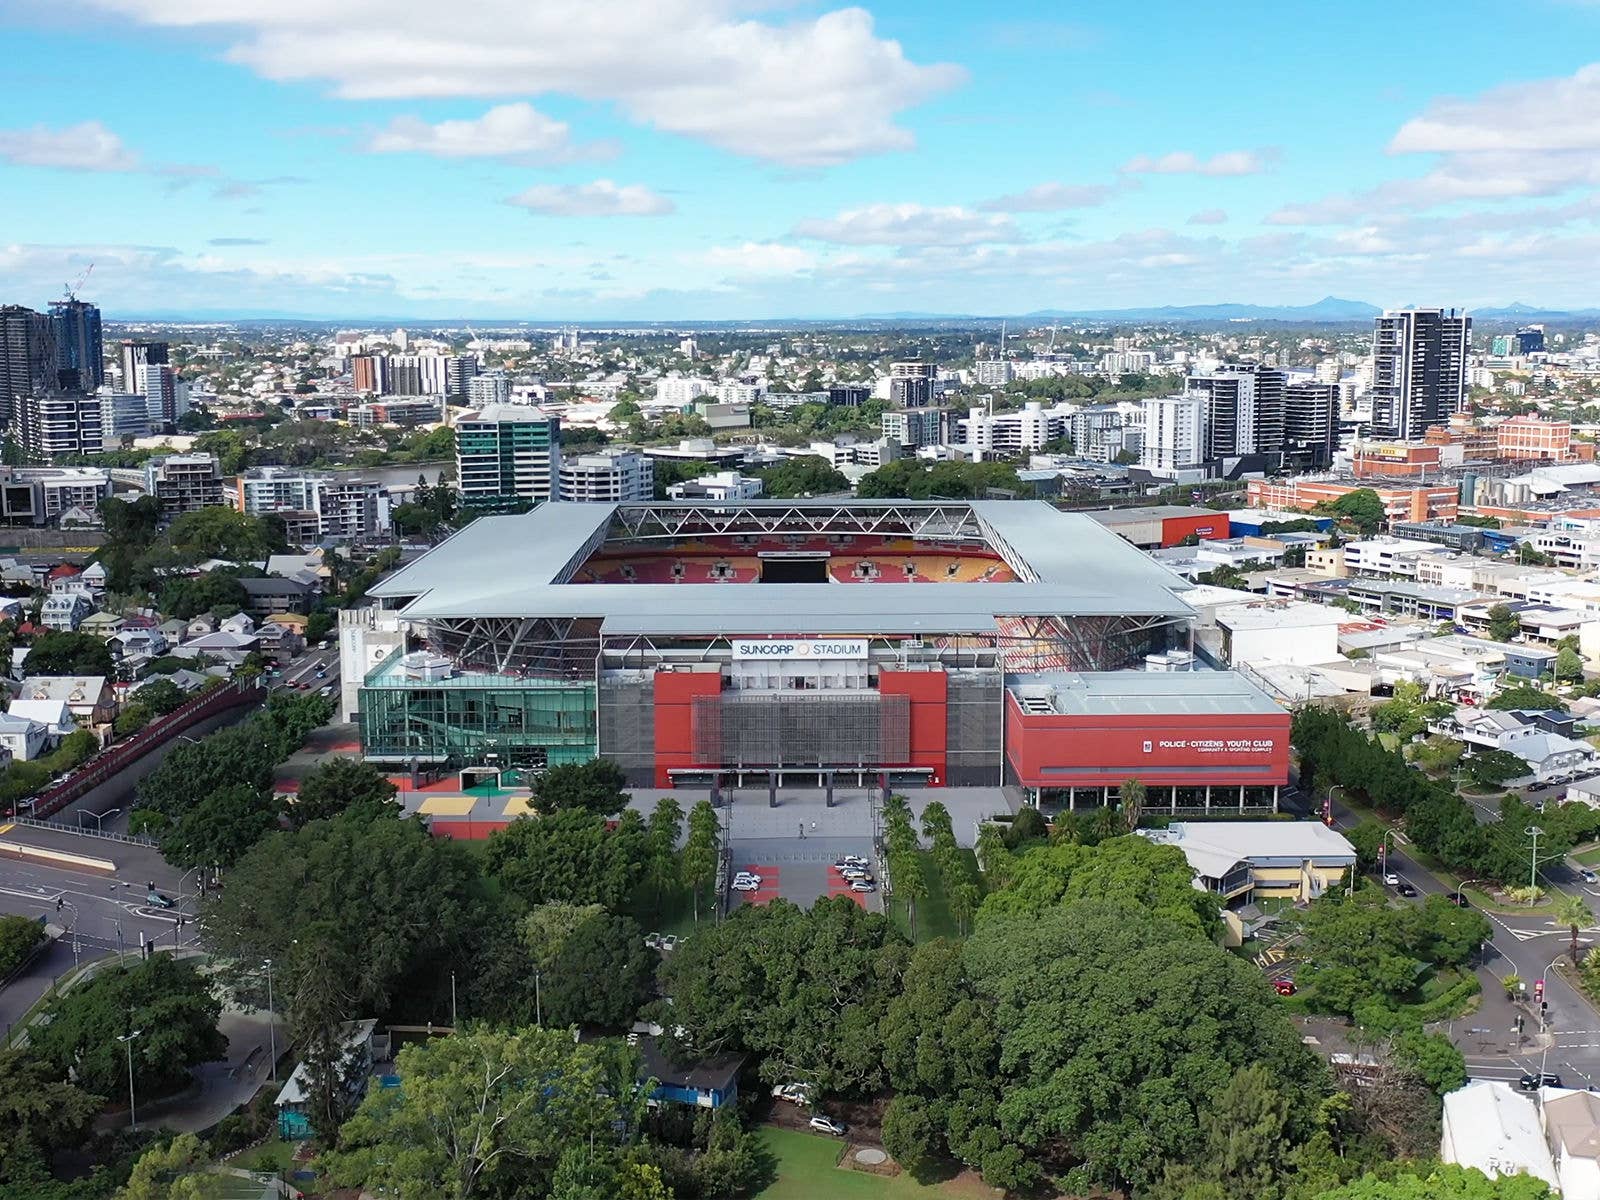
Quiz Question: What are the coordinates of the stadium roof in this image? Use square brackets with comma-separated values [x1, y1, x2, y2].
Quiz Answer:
[369, 501, 1195, 632]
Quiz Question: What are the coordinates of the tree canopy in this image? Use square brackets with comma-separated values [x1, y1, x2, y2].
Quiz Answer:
[21, 630, 113, 677]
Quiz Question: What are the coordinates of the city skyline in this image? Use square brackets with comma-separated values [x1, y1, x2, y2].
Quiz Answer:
[5, 0, 1600, 319]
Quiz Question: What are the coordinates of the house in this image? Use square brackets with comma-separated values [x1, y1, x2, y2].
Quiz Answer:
[1543, 1087, 1600, 1200]
[58, 505, 101, 530]
[174, 631, 259, 665]
[1500, 731, 1600, 786]
[1430, 706, 1599, 784]
[1139, 821, 1357, 909]
[158, 617, 188, 645]
[219, 611, 256, 636]
[0, 712, 50, 761]
[1441, 1080, 1559, 1190]
[6, 698, 74, 738]
[256, 622, 304, 660]
[131, 668, 211, 697]
[40, 591, 94, 632]
[185, 613, 220, 638]
[238, 576, 314, 617]
[78, 561, 108, 593]
[13, 676, 116, 727]
[78, 611, 126, 640]
[110, 627, 169, 661]
[636, 1037, 744, 1110]
[275, 1019, 384, 1139]
[264, 613, 311, 636]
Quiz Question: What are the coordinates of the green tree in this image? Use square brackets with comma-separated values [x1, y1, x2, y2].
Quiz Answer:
[540, 911, 654, 1029]
[681, 800, 719, 923]
[485, 808, 649, 910]
[1393, 1027, 1467, 1096]
[0, 1049, 102, 1177]
[32, 954, 226, 1098]
[1487, 682, 1565, 711]
[1145, 1065, 1299, 1200]
[756, 455, 850, 498]
[1118, 777, 1146, 832]
[892, 848, 928, 939]
[289, 757, 399, 828]
[1486, 604, 1522, 643]
[533, 758, 629, 816]
[158, 781, 281, 869]
[1556, 646, 1585, 682]
[1557, 893, 1593, 965]
[130, 676, 186, 716]
[319, 1027, 646, 1200]
[1316, 488, 1385, 536]
[20, 630, 113, 677]
[645, 796, 684, 907]
[166, 507, 285, 562]
[1464, 748, 1530, 789]
[0, 915, 44, 977]
[1315, 1163, 1553, 1199]
[157, 572, 252, 621]
[116, 1133, 223, 1200]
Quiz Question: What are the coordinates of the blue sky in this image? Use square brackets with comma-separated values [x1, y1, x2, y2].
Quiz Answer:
[4, 0, 1600, 319]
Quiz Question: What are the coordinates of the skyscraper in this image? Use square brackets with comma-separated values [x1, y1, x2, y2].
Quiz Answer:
[0, 305, 58, 422]
[1369, 308, 1471, 440]
[1284, 382, 1339, 469]
[454, 404, 560, 507]
[119, 340, 169, 394]
[1184, 364, 1287, 459]
[889, 361, 936, 408]
[49, 299, 103, 391]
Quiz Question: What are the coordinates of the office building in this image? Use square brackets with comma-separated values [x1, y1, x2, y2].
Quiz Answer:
[889, 362, 936, 408]
[1185, 364, 1287, 460]
[828, 385, 869, 408]
[444, 354, 480, 399]
[881, 408, 950, 450]
[975, 360, 1013, 387]
[143, 454, 224, 516]
[0, 306, 58, 421]
[455, 404, 560, 507]
[119, 341, 169, 395]
[99, 389, 153, 443]
[1369, 308, 1471, 440]
[1140, 395, 1205, 474]
[1491, 326, 1545, 357]
[49, 299, 103, 391]
[139, 363, 180, 426]
[467, 370, 511, 407]
[1284, 382, 1339, 469]
[665, 471, 764, 501]
[558, 449, 654, 502]
[655, 377, 710, 406]
[18, 391, 102, 458]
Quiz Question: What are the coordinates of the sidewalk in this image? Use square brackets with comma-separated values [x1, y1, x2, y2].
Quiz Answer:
[109, 1006, 281, 1135]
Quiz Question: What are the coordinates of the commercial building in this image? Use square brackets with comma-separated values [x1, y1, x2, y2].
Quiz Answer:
[118, 340, 168, 395]
[1086, 505, 1231, 549]
[0, 306, 58, 421]
[356, 500, 1291, 810]
[17, 391, 102, 458]
[142, 454, 224, 516]
[1138, 820, 1356, 904]
[1369, 308, 1471, 440]
[1246, 477, 1460, 524]
[557, 449, 654, 502]
[665, 471, 763, 502]
[454, 404, 560, 508]
[1214, 602, 1342, 667]
[99, 389, 153, 442]
[882, 407, 951, 450]
[48, 299, 103, 391]
[889, 362, 936, 408]
[1491, 326, 1545, 357]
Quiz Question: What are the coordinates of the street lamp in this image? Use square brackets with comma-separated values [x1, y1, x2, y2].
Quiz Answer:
[59, 900, 79, 966]
[116, 1028, 142, 1130]
[77, 808, 120, 832]
[1539, 954, 1565, 1095]
[1527, 825, 1546, 902]
[262, 959, 277, 1083]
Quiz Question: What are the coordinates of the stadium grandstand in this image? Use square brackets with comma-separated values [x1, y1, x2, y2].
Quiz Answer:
[357, 500, 1289, 807]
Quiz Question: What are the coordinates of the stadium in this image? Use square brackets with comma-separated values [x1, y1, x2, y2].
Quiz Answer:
[359, 500, 1289, 807]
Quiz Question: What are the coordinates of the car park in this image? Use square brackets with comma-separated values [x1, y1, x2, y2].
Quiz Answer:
[849, 879, 876, 893]
[808, 1115, 848, 1137]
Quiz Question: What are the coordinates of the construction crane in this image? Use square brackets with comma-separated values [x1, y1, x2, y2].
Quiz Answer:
[62, 262, 93, 302]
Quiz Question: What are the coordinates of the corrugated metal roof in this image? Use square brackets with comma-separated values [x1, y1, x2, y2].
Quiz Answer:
[1005, 669, 1284, 716]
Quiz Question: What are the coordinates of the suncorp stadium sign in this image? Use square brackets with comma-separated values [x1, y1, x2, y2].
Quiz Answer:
[731, 638, 869, 661]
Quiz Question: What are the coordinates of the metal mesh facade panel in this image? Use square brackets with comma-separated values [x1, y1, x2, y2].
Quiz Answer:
[692, 693, 909, 766]
[947, 670, 1003, 785]
[597, 672, 655, 786]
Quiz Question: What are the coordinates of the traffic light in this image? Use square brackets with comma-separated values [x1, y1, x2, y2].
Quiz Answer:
[55, 897, 62, 912]
[1536, 978, 1546, 1003]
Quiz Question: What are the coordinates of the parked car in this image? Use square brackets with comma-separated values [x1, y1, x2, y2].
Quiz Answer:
[836, 856, 869, 869]
[808, 1115, 848, 1137]
[644, 932, 663, 950]
[1273, 979, 1296, 997]
[772, 1082, 814, 1105]
[733, 871, 762, 885]
[849, 880, 876, 893]
[1582, 869, 1598, 885]
[1448, 893, 1471, 908]
[1382, 872, 1400, 887]
[1396, 883, 1419, 898]
[1519, 1072, 1562, 1091]
[732, 878, 760, 892]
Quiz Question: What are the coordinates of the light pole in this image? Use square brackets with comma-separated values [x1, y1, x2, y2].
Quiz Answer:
[116, 1028, 142, 1130]
[1527, 825, 1545, 903]
[77, 808, 119, 832]
[1539, 954, 1565, 1095]
[450, 971, 458, 1027]
[262, 958, 277, 1082]
[61, 900, 79, 966]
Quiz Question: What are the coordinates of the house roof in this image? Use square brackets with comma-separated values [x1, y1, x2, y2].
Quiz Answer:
[16, 676, 108, 704]
[1442, 1080, 1559, 1186]
[1544, 1088, 1600, 1158]
[636, 1037, 744, 1094]
[1139, 820, 1357, 880]
[8, 699, 72, 727]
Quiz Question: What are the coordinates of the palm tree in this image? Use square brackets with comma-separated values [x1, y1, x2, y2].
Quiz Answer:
[1557, 894, 1593, 965]
[893, 849, 927, 940]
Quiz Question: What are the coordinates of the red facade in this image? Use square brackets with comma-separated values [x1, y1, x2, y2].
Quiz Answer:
[653, 670, 724, 787]
[1160, 512, 1229, 547]
[1003, 693, 1290, 789]
[877, 670, 948, 785]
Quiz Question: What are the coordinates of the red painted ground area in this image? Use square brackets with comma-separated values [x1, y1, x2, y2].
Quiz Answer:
[735, 864, 781, 905]
[826, 875, 869, 908]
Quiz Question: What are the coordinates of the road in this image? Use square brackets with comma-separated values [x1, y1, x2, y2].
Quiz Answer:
[1312, 786, 1600, 1087]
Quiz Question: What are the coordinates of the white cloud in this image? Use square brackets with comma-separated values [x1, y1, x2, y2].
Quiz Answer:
[366, 102, 609, 163]
[793, 203, 1020, 246]
[84, 0, 964, 166]
[978, 181, 1119, 212]
[1390, 63, 1600, 154]
[0, 121, 139, 171]
[506, 179, 673, 217]
[703, 242, 815, 278]
[1120, 148, 1277, 176]
[1186, 208, 1228, 225]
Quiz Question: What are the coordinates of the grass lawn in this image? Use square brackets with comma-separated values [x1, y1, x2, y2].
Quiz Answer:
[222, 1137, 297, 1174]
[887, 850, 984, 943]
[1575, 845, 1600, 868]
[631, 884, 716, 941]
[754, 1128, 997, 1200]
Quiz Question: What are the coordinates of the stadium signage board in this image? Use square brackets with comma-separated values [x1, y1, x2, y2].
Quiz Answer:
[730, 638, 869, 660]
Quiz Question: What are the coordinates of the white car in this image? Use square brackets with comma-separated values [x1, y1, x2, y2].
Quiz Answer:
[836, 856, 869, 869]
[772, 1082, 814, 1105]
[1383, 872, 1400, 887]
[733, 871, 762, 884]
[809, 1115, 848, 1137]
[644, 932, 664, 950]
[850, 880, 876, 893]
[732, 878, 761, 892]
